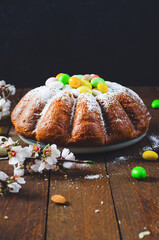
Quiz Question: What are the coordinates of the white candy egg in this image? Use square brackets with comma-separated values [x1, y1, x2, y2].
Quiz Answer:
[48, 81, 64, 90]
[92, 89, 102, 96]
[62, 84, 72, 91]
[45, 77, 57, 86]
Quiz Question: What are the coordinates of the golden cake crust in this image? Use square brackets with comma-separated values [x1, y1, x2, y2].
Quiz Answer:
[11, 82, 151, 147]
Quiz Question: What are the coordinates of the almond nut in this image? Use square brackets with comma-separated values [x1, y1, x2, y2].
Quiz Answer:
[51, 195, 66, 204]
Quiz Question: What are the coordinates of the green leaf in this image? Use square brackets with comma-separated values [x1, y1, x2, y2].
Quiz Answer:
[86, 160, 94, 165]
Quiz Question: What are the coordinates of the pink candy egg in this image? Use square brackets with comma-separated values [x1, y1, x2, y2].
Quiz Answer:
[45, 77, 57, 86]
[91, 74, 100, 79]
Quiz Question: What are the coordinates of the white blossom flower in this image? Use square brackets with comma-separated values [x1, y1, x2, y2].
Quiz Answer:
[61, 148, 75, 169]
[0, 171, 9, 181]
[0, 80, 6, 87]
[3, 137, 16, 148]
[14, 176, 26, 184]
[38, 161, 54, 173]
[43, 144, 60, 165]
[63, 162, 75, 169]
[31, 160, 42, 172]
[62, 148, 75, 160]
[31, 144, 40, 157]
[8, 182, 22, 193]
[8, 85, 16, 95]
[14, 166, 24, 176]
[9, 145, 32, 166]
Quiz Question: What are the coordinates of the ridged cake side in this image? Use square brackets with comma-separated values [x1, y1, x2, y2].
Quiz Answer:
[11, 84, 151, 147]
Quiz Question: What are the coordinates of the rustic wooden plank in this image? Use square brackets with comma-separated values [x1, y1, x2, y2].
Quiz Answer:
[131, 86, 159, 151]
[106, 87, 159, 240]
[0, 88, 49, 240]
[47, 155, 121, 240]
[0, 160, 49, 240]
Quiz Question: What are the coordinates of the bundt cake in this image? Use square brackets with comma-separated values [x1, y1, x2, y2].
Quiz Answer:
[11, 74, 151, 147]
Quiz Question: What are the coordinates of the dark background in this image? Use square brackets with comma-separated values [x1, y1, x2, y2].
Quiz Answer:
[0, 0, 159, 88]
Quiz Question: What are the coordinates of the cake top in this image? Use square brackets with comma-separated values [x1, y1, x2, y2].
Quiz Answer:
[44, 73, 125, 97]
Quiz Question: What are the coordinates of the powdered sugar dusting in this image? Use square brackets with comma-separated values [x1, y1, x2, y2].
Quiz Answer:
[148, 135, 159, 149]
[108, 156, 129, 165]
[84, 174, 103, 179]
[78, 93, 106, 131]
[105, 81, 125, 91]
[142, 146, 152, 151]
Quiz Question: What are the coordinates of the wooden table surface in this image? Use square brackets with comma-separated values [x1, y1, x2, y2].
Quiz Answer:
[0, 87, 159, 240]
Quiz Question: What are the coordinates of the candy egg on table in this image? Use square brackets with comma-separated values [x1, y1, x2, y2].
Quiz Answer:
[151, 99, 159, 108]
[77, 86, 92, 94]
[0, 136, 8, 144]
[48, 81, 64, 90]
[69, 77, 81, 88]
[58, 74, 70, 85]
[81, 74, 91, 81]
[142, 150, 158, 160]
[92, 89, 102, 96]
[56, 73, 64, 80]
[131, 166, 147, 179]
[45, 77, 57, 86]
[91, 77, 105, 88]
[0, 136, 8, 156]
[80, 80, 92, 89]
[97, 83, 109, 93]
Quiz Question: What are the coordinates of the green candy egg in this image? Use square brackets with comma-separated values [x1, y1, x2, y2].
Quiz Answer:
[151, 99, 159, 108]
[131, 166, 147, 179]
[74, 74, 83, 80]
[91, 77, 105, 88]
[59, 74, 70, 85]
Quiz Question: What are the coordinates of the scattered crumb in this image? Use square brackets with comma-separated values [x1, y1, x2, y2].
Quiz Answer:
[94, 209, 100, 213]
[139, 231, 150, 239]
[55, 180, 57, 183]
[106, 174, 109, 178]
[76, 187, 78, 189]
[143, 226, 147, 230]
[64, 175, 67, 179]
[44, 178, 48, 181]
[84, 174, 103, 180]
[149, 135, 159, 149]
[118, 220, 121, 224]
[51, 195, 66, 204]
[97, 185, 99, 188]
[4, 216, 8, 220]
[101, 201, 104, 205]
[142, 146, 152, 151]
[108, 156, 129, 165]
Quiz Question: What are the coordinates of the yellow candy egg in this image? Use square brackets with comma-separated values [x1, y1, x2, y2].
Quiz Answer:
[142, 150, 158, 160]
[97, 83, 108, 93]
[56, 73, 64, 80]
[69, 77, 81, 88]
[77, 86, 92, 94]
[81, 80, 92, 89]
